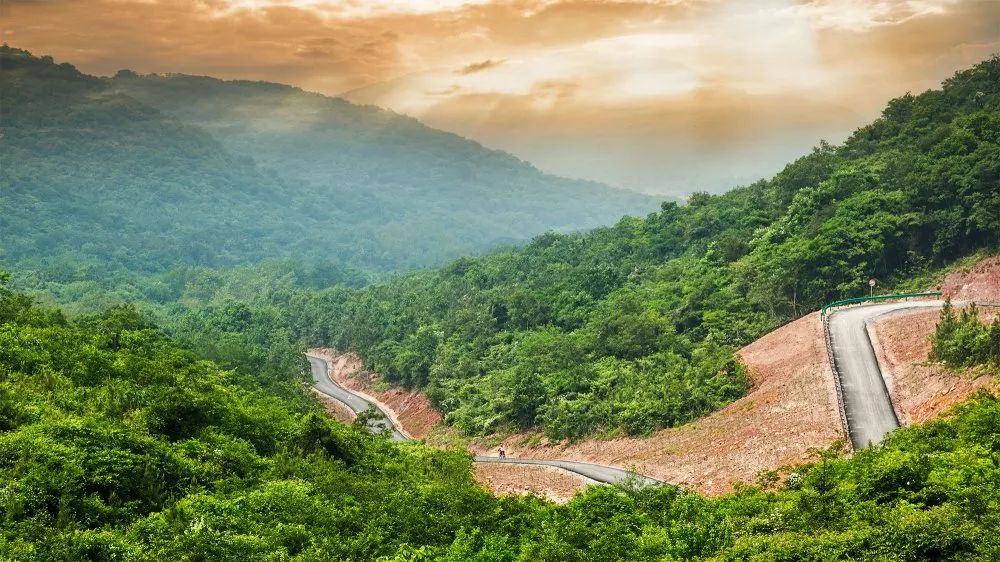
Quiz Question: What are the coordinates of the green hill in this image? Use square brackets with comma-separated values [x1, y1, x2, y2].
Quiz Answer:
[288, 56, 1000, 439]
[0, 46, 657, 281]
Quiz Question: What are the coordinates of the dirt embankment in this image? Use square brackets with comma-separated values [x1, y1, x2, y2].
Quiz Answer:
[867, 256, 1000, 423]
[308, 348, 442, 440]
[473, 464, 591, 504]
[870, 308, 997, 426]
[940, 257, 1000, 301]
[467, 311, 844, 495]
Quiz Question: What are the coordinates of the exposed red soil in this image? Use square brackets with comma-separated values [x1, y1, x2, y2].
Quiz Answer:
[940, 257, 1000, 301]
[870, 308, 996, 426]
[473, 463, 591, 504]
[308, 348, 442, 440]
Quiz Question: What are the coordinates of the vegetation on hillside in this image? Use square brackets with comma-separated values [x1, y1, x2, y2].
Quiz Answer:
[9, 49, 997, 442]
[284, 56, 1000, 439]
[932, 299, 1000, 369]
[4, 279, 1000, 560]
[0, 46, 656, 286]
[4, 44, 1000, 561]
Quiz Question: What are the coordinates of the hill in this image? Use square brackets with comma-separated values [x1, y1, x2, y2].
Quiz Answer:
[283, 56, 1000, 440]
[0, 46, 657, 283]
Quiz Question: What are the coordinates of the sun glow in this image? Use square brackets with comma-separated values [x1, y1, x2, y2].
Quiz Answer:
[220, 0, 495, 18]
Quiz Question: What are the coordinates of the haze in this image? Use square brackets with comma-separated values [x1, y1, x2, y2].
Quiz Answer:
[7, 0, 999, 195]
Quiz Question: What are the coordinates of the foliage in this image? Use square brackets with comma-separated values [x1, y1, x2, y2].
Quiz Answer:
[931, 298, 1000, 368]
[7, 279, 1000, 559]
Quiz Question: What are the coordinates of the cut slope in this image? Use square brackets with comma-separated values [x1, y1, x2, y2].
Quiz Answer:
[309, 348, 441, 440]
[941, 257, 1000, 301]
[473, 463, 591, 504]
[870, 308, 996, 425]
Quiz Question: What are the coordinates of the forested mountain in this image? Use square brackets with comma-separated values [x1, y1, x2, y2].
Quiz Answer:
[276, 56, 1000, 439]
[0, 46, 657, 281]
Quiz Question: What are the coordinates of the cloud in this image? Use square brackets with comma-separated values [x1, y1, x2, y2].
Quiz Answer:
[6, 0, 1000, 194]
[457, 58, 504, 74]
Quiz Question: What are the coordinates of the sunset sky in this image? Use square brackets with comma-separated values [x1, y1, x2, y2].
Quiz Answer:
[6, 0, 999, 195]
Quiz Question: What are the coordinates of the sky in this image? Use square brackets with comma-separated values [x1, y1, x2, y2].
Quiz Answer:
[5, 0, 999, 196]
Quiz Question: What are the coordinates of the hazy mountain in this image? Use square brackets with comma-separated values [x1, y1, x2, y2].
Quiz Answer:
[0, 46, 657, 280]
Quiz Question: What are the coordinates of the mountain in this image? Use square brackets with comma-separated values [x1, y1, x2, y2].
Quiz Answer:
[284, 56, 1000, 440]
[0, 46, 657, 280]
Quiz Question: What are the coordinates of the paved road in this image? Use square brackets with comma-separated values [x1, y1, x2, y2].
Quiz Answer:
[307, 354, 659, 486]
[472, 456, 659, 486]
[827, 300, 948, 448]
[308, 355, 408, 441]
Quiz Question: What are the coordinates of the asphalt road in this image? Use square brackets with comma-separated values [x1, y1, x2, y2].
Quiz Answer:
[308, 355, 408, 441]
[307, 354, 659, 486]
[827, 300, 948, 448]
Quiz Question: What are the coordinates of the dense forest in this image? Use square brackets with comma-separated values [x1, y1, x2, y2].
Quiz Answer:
[0, 46, 657, 289]
[4, 278, 1000, 560]
[268, 56, 1000, 439]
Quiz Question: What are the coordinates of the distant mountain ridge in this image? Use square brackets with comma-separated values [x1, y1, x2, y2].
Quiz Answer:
[0, 46, 658, 281]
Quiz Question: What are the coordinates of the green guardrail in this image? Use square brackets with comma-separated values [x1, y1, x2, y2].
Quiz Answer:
[820, 291, 943, 317]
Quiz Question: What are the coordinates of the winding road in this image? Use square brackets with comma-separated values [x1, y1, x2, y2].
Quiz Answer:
[311, 299, 959, 483]
[826, 300, 949, 448]
[307, 355, 660, 486]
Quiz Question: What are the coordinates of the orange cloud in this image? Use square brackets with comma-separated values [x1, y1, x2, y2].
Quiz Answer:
[5, 0, 999, 194]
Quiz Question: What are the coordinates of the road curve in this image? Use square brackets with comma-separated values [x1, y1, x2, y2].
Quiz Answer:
[307, 355, 659, 486]
[308, 355, 408, 441]
[826, 300, 948, 448]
